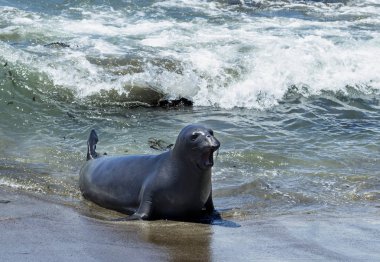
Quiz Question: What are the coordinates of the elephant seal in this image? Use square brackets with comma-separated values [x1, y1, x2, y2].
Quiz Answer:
[79, 124, 221, 223]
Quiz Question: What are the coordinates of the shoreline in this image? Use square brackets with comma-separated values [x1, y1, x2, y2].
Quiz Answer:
[1, 187, 379, 261]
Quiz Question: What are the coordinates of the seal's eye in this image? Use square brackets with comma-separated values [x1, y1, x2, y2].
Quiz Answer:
[191, 133, 200, 141]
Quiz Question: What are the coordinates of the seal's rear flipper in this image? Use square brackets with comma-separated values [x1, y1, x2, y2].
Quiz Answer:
[87, 129, 99, 160]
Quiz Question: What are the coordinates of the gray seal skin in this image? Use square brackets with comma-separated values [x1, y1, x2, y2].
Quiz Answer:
[79, 124, 221, 223]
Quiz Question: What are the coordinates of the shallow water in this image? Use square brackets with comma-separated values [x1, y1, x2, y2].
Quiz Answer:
[0, 0, 380, 220]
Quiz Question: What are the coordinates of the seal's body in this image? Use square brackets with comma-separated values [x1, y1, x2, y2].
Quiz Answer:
[79, 125, 220, 222]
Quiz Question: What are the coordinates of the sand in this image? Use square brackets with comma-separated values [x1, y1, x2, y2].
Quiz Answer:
[1, 187, 379, 262]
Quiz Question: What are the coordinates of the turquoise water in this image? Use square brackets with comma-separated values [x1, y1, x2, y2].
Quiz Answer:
[0, 0, 379, 218]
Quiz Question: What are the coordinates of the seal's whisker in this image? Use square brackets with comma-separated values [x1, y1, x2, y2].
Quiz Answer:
[215, 148, 220, 160]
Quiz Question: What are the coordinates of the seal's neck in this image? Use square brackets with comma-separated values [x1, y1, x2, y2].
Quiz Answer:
[169, 150, 212, 178]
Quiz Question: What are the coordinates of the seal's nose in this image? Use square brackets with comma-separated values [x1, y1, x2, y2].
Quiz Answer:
[207, 135, 220, 150]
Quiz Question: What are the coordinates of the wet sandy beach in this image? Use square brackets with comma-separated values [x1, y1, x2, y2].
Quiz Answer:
[1, 187, 379, 262]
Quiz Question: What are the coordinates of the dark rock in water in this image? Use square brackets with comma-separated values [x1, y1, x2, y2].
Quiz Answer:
[44, 42, 71, 48]
[127, 86, 164, 106]
[66, 112, 75, 118]
[4, 62, 7, 67]
[0, 200, 10, 204]
[86, 85, 193, 109]
[148, 137, 173, 151]
[157, 97, 193, 108]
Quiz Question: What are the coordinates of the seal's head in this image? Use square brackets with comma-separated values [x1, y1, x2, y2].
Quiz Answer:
[173, 125, 220, 170]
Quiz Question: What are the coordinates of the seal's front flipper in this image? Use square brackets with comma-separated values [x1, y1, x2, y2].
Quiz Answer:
[195, 209, 222, 224]
[196, 210, 241, 227]
[111, 213, 148, 221]
[203, 192, 222, 219]
[87, 129, 99, 160]
[111, 199, 152, 221]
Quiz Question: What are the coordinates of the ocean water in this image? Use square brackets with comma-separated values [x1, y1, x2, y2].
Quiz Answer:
[0, 0, 379, 219]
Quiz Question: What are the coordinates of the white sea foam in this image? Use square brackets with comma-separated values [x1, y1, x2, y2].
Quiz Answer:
[1, 1, 379, 109]
[0, 177, 40, 192]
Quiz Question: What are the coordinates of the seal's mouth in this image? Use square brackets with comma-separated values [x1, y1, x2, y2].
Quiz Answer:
[198, 148, 216, 169]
